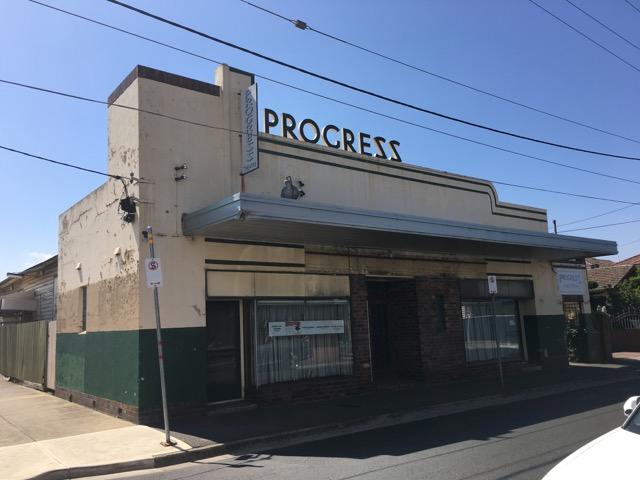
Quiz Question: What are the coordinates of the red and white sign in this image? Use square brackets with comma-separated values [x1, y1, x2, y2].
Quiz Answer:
[145, 258, 163, 288]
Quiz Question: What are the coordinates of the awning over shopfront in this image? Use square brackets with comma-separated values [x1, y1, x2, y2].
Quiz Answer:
[183, 193, 617, 261]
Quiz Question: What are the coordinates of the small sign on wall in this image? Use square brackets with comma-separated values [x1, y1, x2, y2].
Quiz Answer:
[145, 258, 163, 288]
[241, 83, 259, 174]
[487, 275, 498, 294]
[556, 268, 586, 295]
[268, 320, 344, 337]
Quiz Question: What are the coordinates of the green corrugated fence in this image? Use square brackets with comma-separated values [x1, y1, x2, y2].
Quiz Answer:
[0, 318, 47, 384]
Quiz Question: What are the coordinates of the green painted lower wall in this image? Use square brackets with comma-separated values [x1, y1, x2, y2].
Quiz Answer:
[138, 328, 207, 410]
[523, 315, 568, 368]
[56, 327, 206, 411]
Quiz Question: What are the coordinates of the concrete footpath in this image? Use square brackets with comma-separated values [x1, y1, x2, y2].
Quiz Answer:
[2, 356, 640, 480]
[0, 379, 189, 480]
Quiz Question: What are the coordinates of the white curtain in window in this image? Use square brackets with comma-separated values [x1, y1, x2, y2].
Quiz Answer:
[253, 300, 353, 386]
[462, 299, 522, 363]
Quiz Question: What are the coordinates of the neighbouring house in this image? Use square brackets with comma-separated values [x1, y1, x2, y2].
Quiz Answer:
[54, 64, 616, 424]
[0, 255, 58, 388]
[587, 255, 640, 312]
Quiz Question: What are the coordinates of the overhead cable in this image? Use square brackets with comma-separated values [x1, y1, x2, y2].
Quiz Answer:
[528, 0, 640, 74]
[559, 218, 640, 233]
[101, 0, 640, 161]
[564, 0, 640, 53]
[0, 145, 121, 179]
[4, 77, 640, 187]
[559, 204, 637, 227]
[625, 0, 640, 15]
[238, 0, 640, 146]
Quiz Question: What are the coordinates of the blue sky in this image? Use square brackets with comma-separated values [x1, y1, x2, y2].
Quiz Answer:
[1, 0, 640, 278]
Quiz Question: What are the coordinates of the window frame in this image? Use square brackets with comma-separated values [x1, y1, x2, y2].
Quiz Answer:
[251, 297, 354, 387]
[461, 298, 524, 365]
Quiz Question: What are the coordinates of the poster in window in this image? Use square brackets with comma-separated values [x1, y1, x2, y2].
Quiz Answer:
[268, 320, 344, 337]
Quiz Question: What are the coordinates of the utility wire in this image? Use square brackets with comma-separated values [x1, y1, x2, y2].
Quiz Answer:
[559, 218, 640, 233]
[4, 77, 640, 187]
[624, 0, 640, 16]
[2, 77, 640, 206]
[102, 0, 640, 161]
[15, 2, 640, 204]
[621, 236, 640, 246]
[238, 0, 640, 146]
[26, 0, 640, 187]
[0, 145, 121, 179]
[564, 0, 640, 53]
[559, 204, 637, 227]
[1, 139, 639, 208]
[528, 0, 640, 74]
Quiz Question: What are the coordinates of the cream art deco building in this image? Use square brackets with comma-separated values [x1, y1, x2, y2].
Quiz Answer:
[55, 64, 615, 422]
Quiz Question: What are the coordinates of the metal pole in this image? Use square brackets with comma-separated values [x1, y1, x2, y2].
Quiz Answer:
[146, 226, 174, 446]
[492, 293, 505, 389]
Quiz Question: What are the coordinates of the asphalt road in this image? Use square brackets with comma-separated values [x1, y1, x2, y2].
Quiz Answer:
[94, 379, 640, 480]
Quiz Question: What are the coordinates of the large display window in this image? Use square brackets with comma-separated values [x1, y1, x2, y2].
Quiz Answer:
[253, 299, 353, 386]
[462, 299, 523, 363]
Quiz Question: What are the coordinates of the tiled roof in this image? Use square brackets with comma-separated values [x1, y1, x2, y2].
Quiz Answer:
[585, 257, 614, 268]
[587, 263, 636, 289]
[619, 254, 640, 265]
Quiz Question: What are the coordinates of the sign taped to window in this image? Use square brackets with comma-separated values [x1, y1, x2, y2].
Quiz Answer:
[268, 320, 344, 337]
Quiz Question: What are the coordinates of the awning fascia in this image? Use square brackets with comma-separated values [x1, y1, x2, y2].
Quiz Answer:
[182, 193, 617, 260]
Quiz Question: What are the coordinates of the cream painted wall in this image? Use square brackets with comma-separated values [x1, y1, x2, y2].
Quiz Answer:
[57, 63, 572, 337]
[58, 80, 141, 333]
[246, 136, 547, 232]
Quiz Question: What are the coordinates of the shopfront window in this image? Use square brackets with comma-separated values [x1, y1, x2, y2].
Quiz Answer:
[253, 299, 353, 386]
[462, 299, 522, 363]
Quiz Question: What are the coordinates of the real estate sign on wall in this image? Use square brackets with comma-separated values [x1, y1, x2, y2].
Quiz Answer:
[268, 320, 345, 337]
[555, 268, 586, 295]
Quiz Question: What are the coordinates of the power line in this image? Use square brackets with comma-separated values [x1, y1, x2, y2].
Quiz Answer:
[559, 218, 640, 233]
[2, 76, 640, 206]
[19, 1, 640, 187]
[624, 0, 640, 16]
[2, 138, 639, 208]
[564, 0, 640, 53]
[16, 2, 640, 204]
[559, 204, 638, 227]
[486, 181, 638, 205]
[528, 0, 640, 74]
[25, 1, 640, 186]
[0, 79, 249, 136]
[238, 0, 640, 146]
[103, 0, 640, 161]
[621, 236, 640, 246]
[0, 145, 121, 179]
[4, 77, 640, 188]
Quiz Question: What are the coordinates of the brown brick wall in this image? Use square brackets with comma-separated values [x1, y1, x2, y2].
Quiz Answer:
[350, 275, 373, 386]
[416, 276, 466, 379]
[249, 376, 358, 404]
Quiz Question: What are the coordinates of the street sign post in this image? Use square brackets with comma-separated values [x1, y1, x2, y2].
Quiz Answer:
[145, 226, 174, 447]
[487, 275, 504, 389]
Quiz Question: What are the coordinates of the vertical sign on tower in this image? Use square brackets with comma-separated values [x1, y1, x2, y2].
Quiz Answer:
[241, 83, 259, 174]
